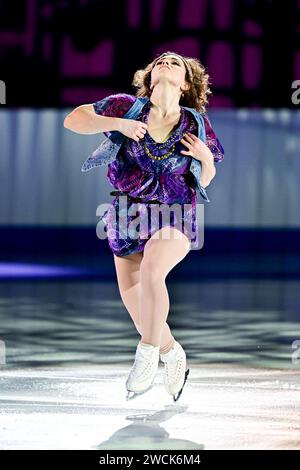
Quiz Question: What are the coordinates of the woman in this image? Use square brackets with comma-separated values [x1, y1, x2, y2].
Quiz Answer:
[64, 51, 225, 402]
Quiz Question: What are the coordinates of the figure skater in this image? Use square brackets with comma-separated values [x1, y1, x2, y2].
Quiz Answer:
[64, 51, 224, 402]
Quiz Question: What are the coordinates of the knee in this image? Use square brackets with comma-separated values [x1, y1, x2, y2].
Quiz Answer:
[140, 256, 166, 284]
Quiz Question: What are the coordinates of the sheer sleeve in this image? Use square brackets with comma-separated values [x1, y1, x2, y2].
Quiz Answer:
[203, 113, 225, 163]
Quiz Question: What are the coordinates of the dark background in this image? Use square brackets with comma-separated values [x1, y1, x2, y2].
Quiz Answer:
[0, 0, 299, 107]
[0, 0, 300, 280]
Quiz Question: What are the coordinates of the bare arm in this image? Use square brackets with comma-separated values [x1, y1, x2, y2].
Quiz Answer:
[63, 104, 122, 135]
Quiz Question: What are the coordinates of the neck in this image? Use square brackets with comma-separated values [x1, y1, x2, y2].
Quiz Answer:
[149, 83, 181, 118]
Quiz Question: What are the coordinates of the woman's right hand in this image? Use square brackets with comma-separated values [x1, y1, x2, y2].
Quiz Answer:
[117, 119, 148, 142]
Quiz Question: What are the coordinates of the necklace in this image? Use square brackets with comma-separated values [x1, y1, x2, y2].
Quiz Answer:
[136, 101, 196, 161]
[143, 141, 176, 160]
[142, 103, 183, 160]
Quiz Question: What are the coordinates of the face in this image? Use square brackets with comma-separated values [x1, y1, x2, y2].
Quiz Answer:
[150, 55, 189, 93]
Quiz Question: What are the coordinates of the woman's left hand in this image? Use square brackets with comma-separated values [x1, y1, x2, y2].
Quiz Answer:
[180, 132, 214, 164]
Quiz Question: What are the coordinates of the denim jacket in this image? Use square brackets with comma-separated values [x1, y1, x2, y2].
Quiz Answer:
[81, 96, 210, 202]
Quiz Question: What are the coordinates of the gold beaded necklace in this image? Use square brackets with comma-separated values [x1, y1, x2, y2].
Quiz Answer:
[143, 141, 176, 160]
[143, 103, 182, 160]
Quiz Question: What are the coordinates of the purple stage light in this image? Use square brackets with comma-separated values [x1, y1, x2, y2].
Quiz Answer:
[0, 262, 87, 278]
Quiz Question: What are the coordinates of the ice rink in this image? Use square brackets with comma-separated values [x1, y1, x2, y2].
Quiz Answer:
[0, 280, 299, 450]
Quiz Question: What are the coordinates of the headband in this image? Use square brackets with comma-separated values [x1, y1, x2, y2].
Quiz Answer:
[154, 53, 193, 77]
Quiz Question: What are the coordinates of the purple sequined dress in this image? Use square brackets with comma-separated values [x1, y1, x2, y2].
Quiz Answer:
[94, 94, 224, 257]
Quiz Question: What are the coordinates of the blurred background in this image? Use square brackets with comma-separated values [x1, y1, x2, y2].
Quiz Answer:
[1, 0, 300, 451]
[0, 0, 300, 371]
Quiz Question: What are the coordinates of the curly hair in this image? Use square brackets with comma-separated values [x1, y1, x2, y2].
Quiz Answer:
[131, 51, 212, 114]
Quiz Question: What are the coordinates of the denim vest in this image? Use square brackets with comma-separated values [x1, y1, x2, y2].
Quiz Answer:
[81, 96, 210, 202]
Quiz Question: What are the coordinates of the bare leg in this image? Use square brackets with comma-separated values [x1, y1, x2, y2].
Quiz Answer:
[139, 226, 190, 347]
[113, 252, 176, 353]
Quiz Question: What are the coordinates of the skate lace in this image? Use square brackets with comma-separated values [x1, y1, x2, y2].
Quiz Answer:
[131, 348, 157, 379]
[164, 351, 184, 383]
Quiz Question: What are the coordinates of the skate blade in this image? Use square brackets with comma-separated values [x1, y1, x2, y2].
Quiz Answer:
[173, 368, 190, 402]
[126, 383, 154, 401]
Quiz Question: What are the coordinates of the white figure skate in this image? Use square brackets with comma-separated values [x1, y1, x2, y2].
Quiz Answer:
[126, 341, 160, 400]
[160, 340, 190, 402]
